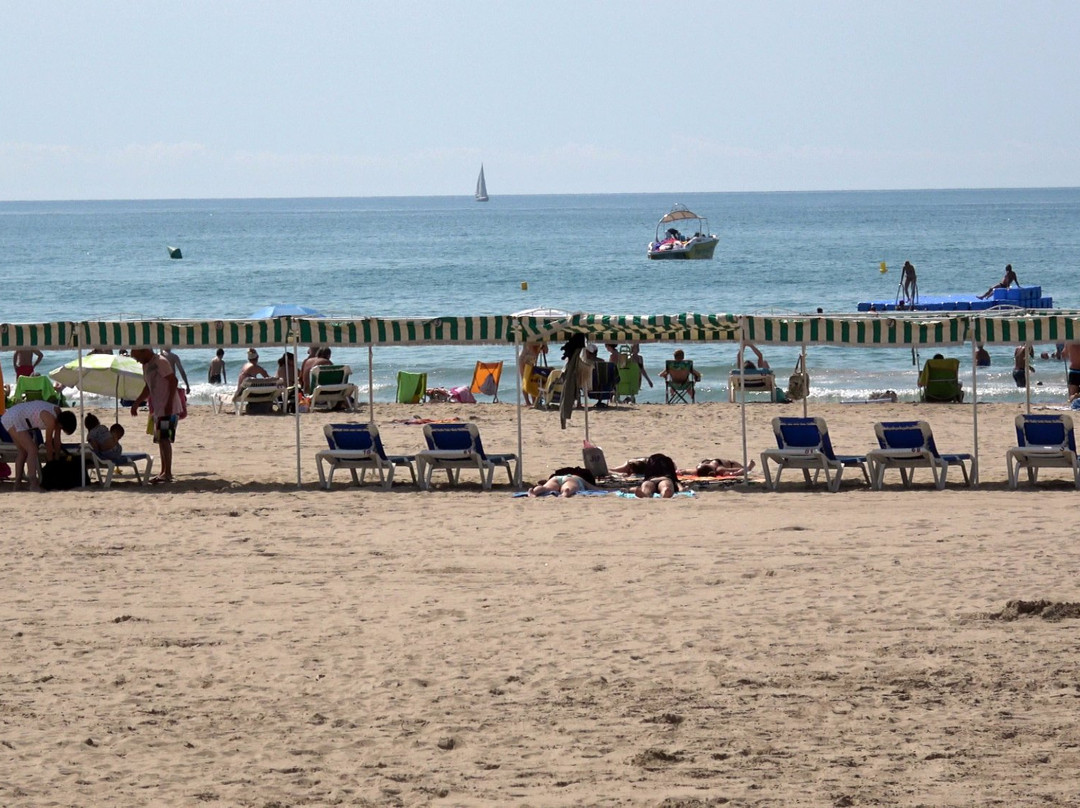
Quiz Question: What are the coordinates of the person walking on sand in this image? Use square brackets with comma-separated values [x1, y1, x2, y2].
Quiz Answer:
[129, 348, 181, 485]
[978, 264, 1019, 299]
[160, 348, 191, 394]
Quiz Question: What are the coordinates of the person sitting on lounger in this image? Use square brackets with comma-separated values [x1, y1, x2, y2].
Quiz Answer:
[84, 413, 125, 462]
[741, 342, 770, 370]
[235, 349, 269, 396]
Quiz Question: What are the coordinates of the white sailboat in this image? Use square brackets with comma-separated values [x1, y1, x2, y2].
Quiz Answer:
[475, 164, 489, 202]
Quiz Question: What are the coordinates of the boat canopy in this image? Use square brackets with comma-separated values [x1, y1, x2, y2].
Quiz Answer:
[659, 204, 704, 224]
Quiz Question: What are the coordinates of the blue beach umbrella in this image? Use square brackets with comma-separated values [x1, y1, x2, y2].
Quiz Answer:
[247, 304, 325, 319]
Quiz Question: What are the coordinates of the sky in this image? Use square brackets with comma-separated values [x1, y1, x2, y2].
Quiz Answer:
[2, 1, 1079, 200]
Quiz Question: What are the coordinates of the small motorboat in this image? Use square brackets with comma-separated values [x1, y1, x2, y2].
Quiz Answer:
[647, 204, 718, 260]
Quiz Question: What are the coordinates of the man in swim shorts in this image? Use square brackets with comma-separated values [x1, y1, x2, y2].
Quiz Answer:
[1013, 345, 1033, 388]
[130, 348, 181, 484]
[12, 348, 43, 378]
[1066, 344, 1080, 400]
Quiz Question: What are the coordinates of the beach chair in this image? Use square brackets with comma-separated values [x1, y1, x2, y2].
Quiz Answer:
[663, 360, 698, 404]
[1006, 413, 1080, 489]
[470, 361, 503, 402]
[588, 361, 619, 405]
[918, 357, 964, 403]
[315, 423, 417, 490]
[535, 368, 564, 409]
[11, 375, 62, 405]
[416, 422, 519, 490]
[867, 420, 975, 490]
[523, 363, 552, 403]
[309, 364, 358, 412]
[728, 368, 777, 402]
[615, 359, 642, 403]
[232, 378, 285, 415]
[84, 447, 154, 488]
[760, 416, 869, 492]
[396, 371, 428, 404]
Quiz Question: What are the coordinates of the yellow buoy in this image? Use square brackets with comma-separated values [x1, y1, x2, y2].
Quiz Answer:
[521, 281, 528, 290]
[879, 261, 888, 274]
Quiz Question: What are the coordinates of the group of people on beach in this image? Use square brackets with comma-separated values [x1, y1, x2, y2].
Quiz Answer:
[527, 452, 753, 499]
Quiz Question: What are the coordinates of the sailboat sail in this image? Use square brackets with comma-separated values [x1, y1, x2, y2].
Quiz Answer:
[475, 164, 489, 202]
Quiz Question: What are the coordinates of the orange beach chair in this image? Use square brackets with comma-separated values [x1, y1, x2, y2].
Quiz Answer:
[470, 361, 503, 402]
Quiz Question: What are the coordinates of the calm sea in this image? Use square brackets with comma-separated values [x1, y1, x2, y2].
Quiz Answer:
[1, 189, 1079, 404]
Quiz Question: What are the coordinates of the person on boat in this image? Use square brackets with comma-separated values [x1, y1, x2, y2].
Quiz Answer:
[977, 264, 1019, 299]
[900, 261, 917, 305]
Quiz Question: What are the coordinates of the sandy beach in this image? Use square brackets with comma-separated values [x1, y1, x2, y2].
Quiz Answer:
[2, 400, 1080, 806]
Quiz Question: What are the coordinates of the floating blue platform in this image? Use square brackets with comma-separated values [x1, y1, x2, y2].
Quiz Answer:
[857, 285, 1052, 312]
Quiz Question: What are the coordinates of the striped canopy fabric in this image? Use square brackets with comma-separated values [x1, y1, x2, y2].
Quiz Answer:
[291, 316, 513, 347]
[0, 321, 78, 350]
[514, 312, 741, 344]
[742, 314, 970, 347]
[971, 313, 1080, 345]
[80, 319, 290, 350]
[8, 311, 1080, 353]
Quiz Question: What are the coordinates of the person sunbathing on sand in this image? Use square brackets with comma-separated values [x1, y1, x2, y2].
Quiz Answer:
[528, 467, 598, 498]
[680, 458, 755, 478]
[631, 476, 681, 498]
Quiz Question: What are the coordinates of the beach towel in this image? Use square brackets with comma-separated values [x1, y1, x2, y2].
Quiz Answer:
[615, 490, 696, 499]
[512, 490, 613, 498]
[390, 416, 463, 425]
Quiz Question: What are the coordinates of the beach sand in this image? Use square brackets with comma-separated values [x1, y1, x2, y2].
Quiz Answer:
[2, 400, 1079, 806]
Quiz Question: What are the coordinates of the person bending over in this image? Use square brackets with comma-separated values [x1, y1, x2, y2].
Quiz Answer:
[1, 401, 77, 491]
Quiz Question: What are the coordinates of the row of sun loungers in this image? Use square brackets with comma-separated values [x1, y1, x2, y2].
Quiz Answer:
[3, 414, 1076, 492]
[316, 422, 518, 491]
[761, 414, 1079, 492]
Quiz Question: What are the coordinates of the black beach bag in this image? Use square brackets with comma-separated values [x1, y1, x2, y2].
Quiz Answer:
[41, 453, 91, 491]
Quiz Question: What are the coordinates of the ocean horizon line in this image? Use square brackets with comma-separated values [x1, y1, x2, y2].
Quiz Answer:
[2, 185, 1080, 206]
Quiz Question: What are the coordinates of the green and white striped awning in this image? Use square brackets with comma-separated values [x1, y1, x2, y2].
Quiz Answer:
[0, 321, 78, 350]
[80, 319, 290, 350]
[741, 314, 969, 347]
[290, 316, 513, 346]
[971, 313, 1080, 345]
[514, 313, 741, 343]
